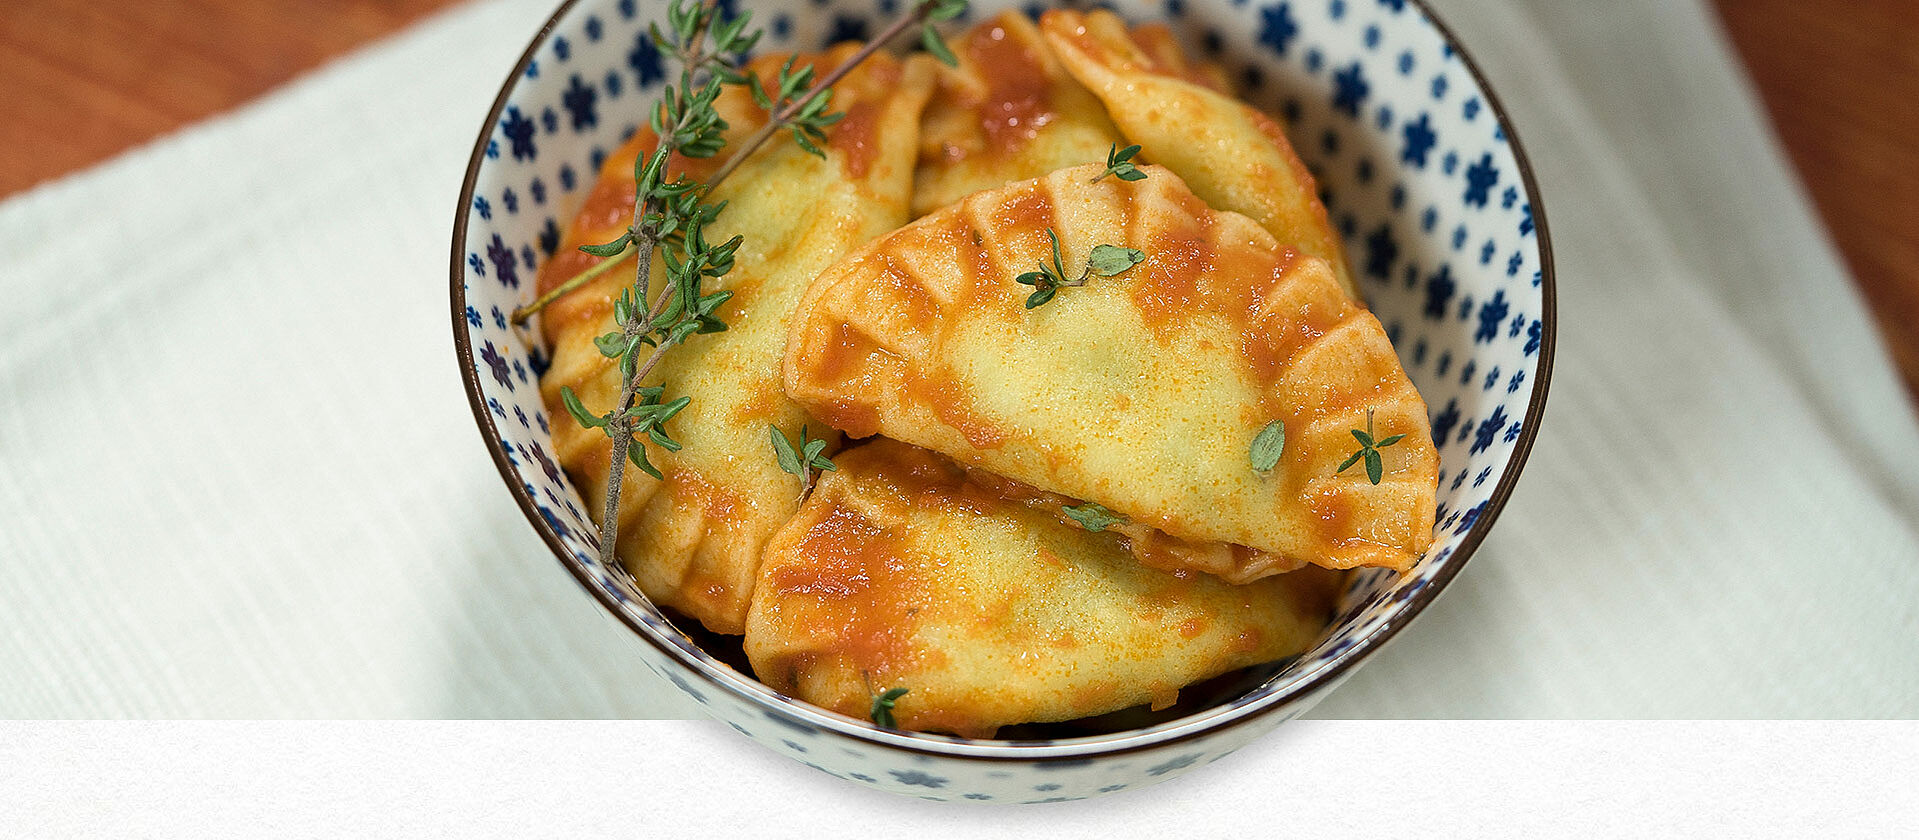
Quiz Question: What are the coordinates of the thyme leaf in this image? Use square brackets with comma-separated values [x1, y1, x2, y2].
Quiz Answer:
[1087, 243, 1146, 277]
[1336, 409, 1406, 485]
[870, 686, 910, 728]
[1250, 419, 1286, 473]
[1063, 501, 1124, 532]
[1093, 143, 1146, 182]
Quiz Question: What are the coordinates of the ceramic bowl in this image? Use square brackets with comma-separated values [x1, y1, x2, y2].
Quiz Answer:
[453, 0, 1554, 802]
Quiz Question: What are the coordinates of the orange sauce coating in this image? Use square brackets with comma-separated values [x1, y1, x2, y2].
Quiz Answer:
[827, 100, 882, 179]
[968, 21, 1055, 153]
[766, 502, 936, 682]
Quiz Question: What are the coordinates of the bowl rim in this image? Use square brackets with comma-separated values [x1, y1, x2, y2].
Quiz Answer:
[451, 0, 1556, 759]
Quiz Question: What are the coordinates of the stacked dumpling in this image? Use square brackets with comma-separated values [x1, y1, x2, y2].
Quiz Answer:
[536, 10, 1438, 736]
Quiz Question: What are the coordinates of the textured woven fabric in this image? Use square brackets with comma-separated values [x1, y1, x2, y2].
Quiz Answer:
[1, 0, 1913, 718]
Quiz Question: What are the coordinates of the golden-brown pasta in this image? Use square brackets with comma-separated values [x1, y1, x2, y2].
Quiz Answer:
[743, 439, 1342, 738]
[912, 10, 1124, 217]
[538, 48, 937, 633]
[1040, 9, 1359, 300]
[784, 164, 1437, 573]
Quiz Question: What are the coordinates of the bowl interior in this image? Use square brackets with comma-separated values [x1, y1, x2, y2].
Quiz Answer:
[455, 0, 1551, 748]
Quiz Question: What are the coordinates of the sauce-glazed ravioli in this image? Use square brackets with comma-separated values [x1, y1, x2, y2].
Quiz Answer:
[743, 439, 1341, 739]
[911, 10, 1124, 218]
[1040, 9, 1359, 300]
[538, 48, 937, 634]
[783, 164, 1439, 573]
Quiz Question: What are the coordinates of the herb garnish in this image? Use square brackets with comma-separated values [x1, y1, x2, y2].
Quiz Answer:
[1062, 501, 1124, 532]
[1336, 409, 1406, 485]
[1249, 419, 1286, 473]
[770, 424, 836, 497]
[870, 686, 910, 728]
[1092, 143, 1146, 182]
[563, 386, 690, 480]
[1015, 228, 1145, 309]
[520, 0, 969, 571]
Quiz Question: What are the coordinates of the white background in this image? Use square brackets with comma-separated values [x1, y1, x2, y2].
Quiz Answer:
[4, 721, 1914, 835]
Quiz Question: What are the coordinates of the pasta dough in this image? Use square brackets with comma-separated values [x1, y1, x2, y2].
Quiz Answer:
[1040, 9, 1359, 300]
[538, 47, 937, 633]
[743, 439, 1341, 738]
[783, 164, 1438, 573]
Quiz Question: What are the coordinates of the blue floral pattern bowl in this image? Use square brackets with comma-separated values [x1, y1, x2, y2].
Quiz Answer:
[453, 0, 1554, 802]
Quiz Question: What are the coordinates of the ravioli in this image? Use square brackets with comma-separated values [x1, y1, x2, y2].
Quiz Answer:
[538, 47, 937, 633]
[743, 439, 1341, 738]
[783, 164, 1438, 573]
[1040, 9, 1358, 300]
[911, 10, 1124, 217]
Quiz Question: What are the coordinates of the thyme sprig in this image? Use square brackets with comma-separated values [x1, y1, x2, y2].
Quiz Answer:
[1336, 409, 1407, 485]
[562, 386, 689, 480]
[745, 56, 845, 158]
[556, 0, 751, 560]
[769, 424, 836, 498]
[869, 686, 910, 728]
[1015, 228, 1145, 309]
[1092, 143, 1145, 182]
[529, 0, 967, 569]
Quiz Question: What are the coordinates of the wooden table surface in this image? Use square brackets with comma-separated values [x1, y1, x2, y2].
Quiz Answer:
[4, 0, 1915, 400]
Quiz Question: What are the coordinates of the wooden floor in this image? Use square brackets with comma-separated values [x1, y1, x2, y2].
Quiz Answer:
[0, 0, 463, 196]
[3, 0, 1915, 400]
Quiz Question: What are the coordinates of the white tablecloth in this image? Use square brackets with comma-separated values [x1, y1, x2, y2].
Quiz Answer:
[2, 0, 1914, 718]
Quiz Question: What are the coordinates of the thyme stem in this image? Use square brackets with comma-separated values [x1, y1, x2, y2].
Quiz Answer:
[595, 0, 723, 561]
[511, 242, 636, 322]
